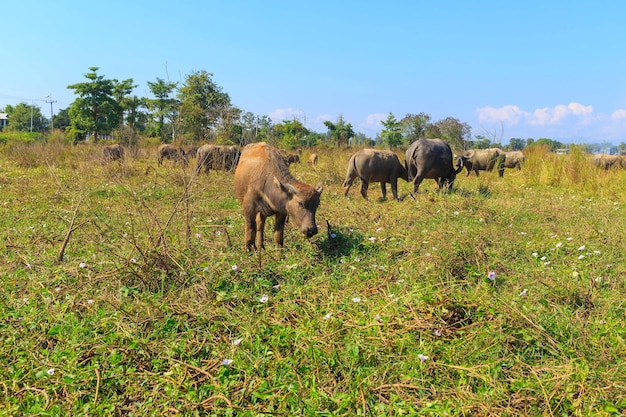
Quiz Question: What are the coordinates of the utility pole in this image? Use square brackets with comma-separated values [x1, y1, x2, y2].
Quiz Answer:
[30, 101, 34, 132]
[45, 94, 57, 132]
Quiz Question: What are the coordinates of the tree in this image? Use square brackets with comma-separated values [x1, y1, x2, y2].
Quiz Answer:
[178, 70, 230, 142]
[67, 67, 123, 142]
[380, 112, 403, 148]
[273, 119, 310, 149]
[531, 138, 564, 152]
[508, 138, 525, 151]
[323, 115, 355, 147]
[467, 135, 492, 149]
[146, 77, 178, 142]
[434, 117, 471, 150]
[400, 112, 431, 144]
[2, 102, 47, 132]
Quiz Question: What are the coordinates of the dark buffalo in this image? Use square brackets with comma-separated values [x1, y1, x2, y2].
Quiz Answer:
[234, 142, 322, 251]
[195, 144, 241, 174]
[343, 148, 408, 200]
[102, 144, 124, 161]
[158, 144, 188, 166]
[285, 153, 301, 165]
[185, 146, 198, 159]
[404, 138, 464, 193]
[461, 148, 506, 177]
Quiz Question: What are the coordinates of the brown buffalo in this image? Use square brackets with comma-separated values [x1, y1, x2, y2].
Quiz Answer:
[461, 148, 506, 177]
[343, 149, 408, 200]
[593, 154, 626, 169]
[158, 144, 188, 166]
[102, 144, 124, 161]
[503, 150, 525, 171]
[404, 138, 464, 193]
[185, 146, 198, 159]
[234, 142, 322, 251]
[195, 144, 241, 174]
[308, 153, 318, 165]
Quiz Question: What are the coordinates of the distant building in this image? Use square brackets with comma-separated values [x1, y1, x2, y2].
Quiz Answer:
[555, 148, 568, 155]
[0, 113, 7, 130]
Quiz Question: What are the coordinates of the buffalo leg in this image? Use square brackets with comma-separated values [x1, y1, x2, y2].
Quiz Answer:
[342, 174, 355, 197]
[360, 181, 369, 199]
[255, 212, 266, 250]
[274, 214, 287, 247]
[379, 182, 387, 200]
[391, 178, 399, 200]
[243, 210, 257, 251]
[412, 176, 424, 194]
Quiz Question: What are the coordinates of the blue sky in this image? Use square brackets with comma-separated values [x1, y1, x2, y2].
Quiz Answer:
[2, 1, 626, 143]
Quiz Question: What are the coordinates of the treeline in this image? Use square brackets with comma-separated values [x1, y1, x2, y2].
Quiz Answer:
[3, 66, 625, 153]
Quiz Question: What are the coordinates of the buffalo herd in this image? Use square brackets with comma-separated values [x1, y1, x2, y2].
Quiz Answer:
[98, 140, 623, 249]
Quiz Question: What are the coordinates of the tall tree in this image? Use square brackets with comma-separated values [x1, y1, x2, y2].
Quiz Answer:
[112, 78, 137, 126]
[2, 102, 47, 132]
[400, 112, 431, 144]
[323, 115, 355, 147]
[380, 112, 403, 148]
[434, 117, 471, 150]
[67, 67, 123, 142]
[146, 77, 178, 142]
[178, 70, 230, 141]
[508, 138, 526, 151]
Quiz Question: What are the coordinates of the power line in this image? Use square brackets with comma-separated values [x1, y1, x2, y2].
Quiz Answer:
[45, 95, 57, 131]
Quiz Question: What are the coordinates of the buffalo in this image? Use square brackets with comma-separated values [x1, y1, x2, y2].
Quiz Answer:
[343, 149, 408, 200]
[404, 138, 464, 193]
[195, 144, 241, 174]
[593, 154, 626, 170]
[461, 148, 506, 177]
[158, 144, 188, 166]
[308, 153, 318, 165]
[503, 150, 525, 171]
[234, 142, 322, 251]
[102, 144, 124, 161]
[285, 153, 301, 165]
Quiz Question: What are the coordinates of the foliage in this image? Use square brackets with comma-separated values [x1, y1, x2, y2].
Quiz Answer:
[146, 77, 179, 142]
[400, 112, 431, 144]
[0, 142, 625, 415]
[434, 117, 471, 150]
[324, 115, 355, 147]
[1, 102, 48, 133]
[66, 67, 125, 143]
[380, 112, 403, 148]
[177, 70, 230, 142]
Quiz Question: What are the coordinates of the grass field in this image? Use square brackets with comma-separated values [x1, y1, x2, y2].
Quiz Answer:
[0, 141, 625, 416]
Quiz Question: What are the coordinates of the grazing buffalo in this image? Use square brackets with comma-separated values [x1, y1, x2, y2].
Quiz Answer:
[343, 149, 408, 200]
[308, 153, 318, 165]
[234, 142, 322, 251]
[185, 146, 198, 159]
[503, 150, 525, 171]
[285, 154, 301, 165]
[593, 154, 626, 169]
[195, 144, 241, 174]
[461, 148, 506, 177]
[102, 144, 124, 161]
[404, 138, 464, 193]
[158, 144, 188, 166]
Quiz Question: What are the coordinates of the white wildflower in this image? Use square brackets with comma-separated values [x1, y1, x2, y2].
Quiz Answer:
[79, 262, 88, 268]
[519, 289, 528, 297]
[231, 264, 238, 271]
[221, 359, 233, 367]
[322, 312, 332, 320]
[47, 368, 55, 376]
[418, 354, 429, 363]
[231, 338, 243, 346]
[578, 245, 586, 251]
[259, 294, 269, 303]
[352, 297, 361, 303]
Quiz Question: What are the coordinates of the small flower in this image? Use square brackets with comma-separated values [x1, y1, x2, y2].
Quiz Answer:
[202, 266, 210, 273]
[330, 233, 337, 239]
[231, 338, 243, 346]
[540, 256, 547, 261]
[231, 264, 238, 271]
[79, 262, 88, 268]
[47, 368, 55, 376]
[87, 299, 94, 305]
[519, 289, 528, 297]
[368, 237, 376, 243]
[555, 242, 563, 248]
[488, 271, 496, 281]
[578, 255, 585, 260]
[272, 284, 280, 290]
[259, 294, 269, 303]
[130, 258, 137, 264]
[322, 312, 332, 320]
[221, 359, 233, 367]
[532, 252, 539, 257]
[351, 297, 361, 303]
[433, 329, 442, 337]
[418, 354, 429, 363]
[195, 233, 201, 239]
[453, 211, 459, 216]
[578, 245, 586, 251]
[215, 230, 221, 236]
[374, 315, 383, 323]
[594, 277, 602, 283]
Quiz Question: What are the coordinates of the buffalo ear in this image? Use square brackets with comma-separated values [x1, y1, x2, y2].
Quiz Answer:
[315, 183, 323, 194]
[274, 176, 299, 195]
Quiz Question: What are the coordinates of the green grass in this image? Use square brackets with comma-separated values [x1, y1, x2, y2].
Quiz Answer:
[0, 141, 625, 416]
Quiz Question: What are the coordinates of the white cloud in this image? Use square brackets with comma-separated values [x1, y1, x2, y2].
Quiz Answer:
[476, 105, 528, 126]
[357, 113, 386, 132]
[268, 108, 305, 122]
[610, 109, 626, 120]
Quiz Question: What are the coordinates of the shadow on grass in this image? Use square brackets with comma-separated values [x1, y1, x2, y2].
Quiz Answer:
[315, 220, 366, 259]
